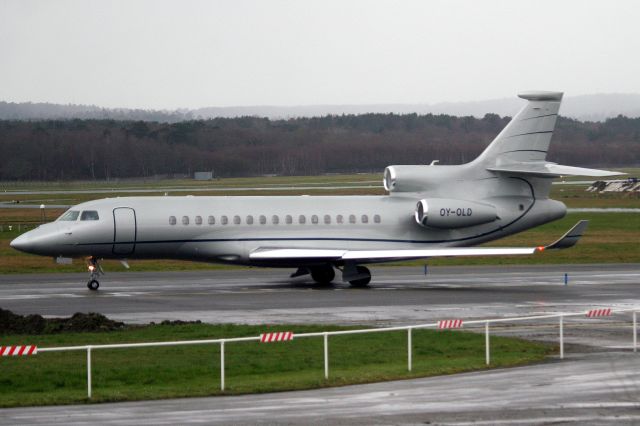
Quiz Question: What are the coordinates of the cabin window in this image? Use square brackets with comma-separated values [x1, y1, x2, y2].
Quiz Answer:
[336, 214, 344, 224]
[233, 215, 241, 225]
[285, 215, 293, 224]
[361, 214, 369, 224]
[324, 214, 331, 224]
[182, 216, 189, 225]
[519, 204, 525, 211]
[80, 210, 99, 221]
[374, 214, 381, 224]
[298, 215, 306, 224]
[246, 215, 254, 225]
[349, 214, 356, 224]
[169, 216, 177, 225]
[259, 215, 267, 225]
[221, 215, 228, 225]
[208, 215, 215, 225]
[58, 210, 80, 221]
[311, 215, 319, 224]
[272, 215, 279, 225]
[195, 215, 202, 225]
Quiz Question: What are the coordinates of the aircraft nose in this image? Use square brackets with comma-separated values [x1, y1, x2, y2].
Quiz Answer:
[10, 233, 31, 252]
[9, 232, 32, 252]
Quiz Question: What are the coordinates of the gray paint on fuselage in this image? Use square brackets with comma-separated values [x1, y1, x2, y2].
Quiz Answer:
[48, 184, 564, 266]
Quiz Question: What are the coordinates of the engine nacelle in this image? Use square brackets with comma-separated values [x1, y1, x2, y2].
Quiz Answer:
[384, 165, 439, 193]
[414, 198, 498, 229]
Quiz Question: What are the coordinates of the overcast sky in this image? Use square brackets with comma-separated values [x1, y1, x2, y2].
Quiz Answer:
[1, 0, 639, 109]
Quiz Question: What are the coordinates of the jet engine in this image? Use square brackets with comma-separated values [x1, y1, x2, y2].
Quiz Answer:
[383, 166, 438, 193]
[414, 198, 498, 229]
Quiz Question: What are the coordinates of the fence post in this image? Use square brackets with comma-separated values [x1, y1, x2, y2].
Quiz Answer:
[407, 327, 412, 372]
[220, 340, 225, 391]
[634, 312, 637, 353]
[86, 346, 92, 399]
[559, 315, 564, 359]
[485, 321, 490, 365]
[323, 332, 329, 379]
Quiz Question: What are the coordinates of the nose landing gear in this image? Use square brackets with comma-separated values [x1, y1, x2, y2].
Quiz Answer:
[86, 257, 103, 290]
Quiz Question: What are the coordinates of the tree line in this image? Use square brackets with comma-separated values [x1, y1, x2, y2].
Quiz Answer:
[0, 113, 638, 181]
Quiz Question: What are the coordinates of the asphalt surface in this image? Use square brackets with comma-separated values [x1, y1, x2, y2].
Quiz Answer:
[1, 263, 639, 425]
[1, 264, 638, 326]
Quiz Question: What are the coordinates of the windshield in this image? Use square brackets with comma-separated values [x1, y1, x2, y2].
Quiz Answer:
[58, 210, 80, 221]
[80, 210, 99, 221]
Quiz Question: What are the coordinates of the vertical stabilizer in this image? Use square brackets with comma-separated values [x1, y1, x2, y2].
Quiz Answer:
[474, 91, 563, 167]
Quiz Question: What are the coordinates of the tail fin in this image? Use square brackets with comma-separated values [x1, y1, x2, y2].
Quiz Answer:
[474, 91, 622, 178]
[474, 91, 563, 166]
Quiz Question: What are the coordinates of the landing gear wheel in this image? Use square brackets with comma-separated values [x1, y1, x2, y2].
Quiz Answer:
[349, 266, 371, 288]
[87, 279, 99, 291]
[86, 256, 103, 290]
[310, 265, 335, 285]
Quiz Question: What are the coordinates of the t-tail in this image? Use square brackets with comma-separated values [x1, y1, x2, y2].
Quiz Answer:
[383, 91, 623, 197]
[472, 91, 623, 184]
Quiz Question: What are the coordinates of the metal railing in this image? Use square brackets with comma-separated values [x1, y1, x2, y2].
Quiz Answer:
[35, 307, 639, 399]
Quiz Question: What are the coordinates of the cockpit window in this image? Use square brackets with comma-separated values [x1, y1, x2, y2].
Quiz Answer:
[80, 210, 99, 221]
[58, 210, 80, 221]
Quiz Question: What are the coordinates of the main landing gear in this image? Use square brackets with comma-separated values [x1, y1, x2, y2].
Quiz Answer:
[310, 265, 336, 285]
[86, 257, 103, 291]
[348, 266, 371, 288]
[292, 264, 372, 288]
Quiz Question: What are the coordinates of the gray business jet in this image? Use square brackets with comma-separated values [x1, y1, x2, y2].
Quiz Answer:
[11, 91, 621, 290]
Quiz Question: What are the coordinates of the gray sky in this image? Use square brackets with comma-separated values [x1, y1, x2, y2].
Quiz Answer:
[1, 0, 639, 109]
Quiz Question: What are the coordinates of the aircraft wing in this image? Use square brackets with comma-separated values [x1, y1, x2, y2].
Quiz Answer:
[250, 220, 589, 263]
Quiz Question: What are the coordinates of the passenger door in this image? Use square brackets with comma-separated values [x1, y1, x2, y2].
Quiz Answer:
[112, 207, 136, 255]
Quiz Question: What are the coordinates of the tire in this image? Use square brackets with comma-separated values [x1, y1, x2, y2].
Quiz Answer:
[349, 266, 371, 288]
[310, 265, 335, 284]
[87, 279, 99, 291]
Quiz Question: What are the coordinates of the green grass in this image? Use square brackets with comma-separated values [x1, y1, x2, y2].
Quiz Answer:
[425, 212, 640, 266]
[1, 170, 638, 207]
[0, 323, 552, 407]
[0, 171, 637, 273]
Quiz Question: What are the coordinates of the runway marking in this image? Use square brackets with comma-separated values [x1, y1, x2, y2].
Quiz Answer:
[0, 294, 84, 300]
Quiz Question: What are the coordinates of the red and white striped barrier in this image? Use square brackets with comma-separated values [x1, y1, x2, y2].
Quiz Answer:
[586, 308, 612, 318]
[260, 331, 294, 343]
[1, 345, 37, 356]
[438, 319, 463, 329]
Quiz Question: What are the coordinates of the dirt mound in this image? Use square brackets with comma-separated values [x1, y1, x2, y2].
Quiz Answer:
[0, 309, 126, 334]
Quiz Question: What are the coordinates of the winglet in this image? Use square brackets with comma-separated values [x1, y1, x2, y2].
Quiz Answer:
[545, 220, 589, 250]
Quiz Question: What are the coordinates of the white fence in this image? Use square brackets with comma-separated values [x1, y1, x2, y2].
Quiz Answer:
[35, 307, 639, 399]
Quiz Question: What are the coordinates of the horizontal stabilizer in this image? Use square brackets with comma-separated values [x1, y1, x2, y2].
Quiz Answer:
[488, 162, 624, 177]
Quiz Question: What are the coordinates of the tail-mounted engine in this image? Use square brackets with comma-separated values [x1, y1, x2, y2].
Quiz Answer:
[384, 165, 440, 193]
[415, 198, 498, 229]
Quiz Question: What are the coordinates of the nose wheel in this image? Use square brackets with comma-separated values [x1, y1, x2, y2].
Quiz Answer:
[86, 257, 103, 291]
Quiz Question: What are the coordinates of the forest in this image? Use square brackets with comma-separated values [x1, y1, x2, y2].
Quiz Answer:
[0, 113, 638, 180]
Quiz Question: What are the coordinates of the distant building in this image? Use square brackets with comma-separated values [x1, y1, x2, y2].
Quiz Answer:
[194, 171, 214, 181]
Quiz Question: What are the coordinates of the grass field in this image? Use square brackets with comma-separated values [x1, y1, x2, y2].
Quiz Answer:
[0, 170, 638, 207]
[0, 323, 552, 407]
[0, 172, 637, 274]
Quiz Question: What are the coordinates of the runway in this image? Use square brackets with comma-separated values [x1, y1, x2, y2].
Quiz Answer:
[1, 264, 638, 326]
[1, 264, 639, 425]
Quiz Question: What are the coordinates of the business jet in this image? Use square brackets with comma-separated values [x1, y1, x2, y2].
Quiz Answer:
[11, 91, 621, 290]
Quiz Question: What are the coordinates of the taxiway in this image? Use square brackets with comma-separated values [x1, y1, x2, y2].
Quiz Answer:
[1, 264, 638, 326]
